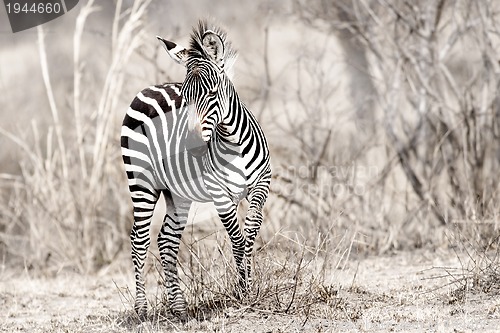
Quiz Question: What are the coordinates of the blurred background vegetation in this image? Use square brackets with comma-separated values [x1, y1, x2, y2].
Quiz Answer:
[0, 0, 499, 275]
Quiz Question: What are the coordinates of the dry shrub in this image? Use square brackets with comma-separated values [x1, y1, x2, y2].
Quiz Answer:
[285, 0, 500, 252]
[443, 225, 500, 298]
[117, 224, 360, 326]
[0, 0, 151, 273]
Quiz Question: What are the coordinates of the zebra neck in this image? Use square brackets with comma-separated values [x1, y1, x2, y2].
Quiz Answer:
[218, 93, 251, 144]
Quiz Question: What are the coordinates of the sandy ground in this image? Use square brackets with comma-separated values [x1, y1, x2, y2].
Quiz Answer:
[1, 250, 499, 333]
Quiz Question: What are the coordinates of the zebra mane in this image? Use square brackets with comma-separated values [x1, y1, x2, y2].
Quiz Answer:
[189, 20, 238, 79]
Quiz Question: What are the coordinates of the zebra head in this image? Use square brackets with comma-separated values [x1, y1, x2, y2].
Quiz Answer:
[157, 21, 237, 143]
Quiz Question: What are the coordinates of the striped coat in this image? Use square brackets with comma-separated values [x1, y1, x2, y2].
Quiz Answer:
[121, 21, 271, 321]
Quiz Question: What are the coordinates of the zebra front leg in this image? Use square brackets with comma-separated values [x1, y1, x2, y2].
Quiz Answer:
[212, 198, 246, 294]
[243, 173, 271, 290]
[129, 187, 160, 320]
[157, 193, 191, 321]
[242, 204, 263, 291]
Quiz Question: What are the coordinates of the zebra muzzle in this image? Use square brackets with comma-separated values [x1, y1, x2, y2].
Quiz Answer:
[187, 103, 214, 142]
[186, 131, 208, 157]
[187, 104, 201, 134]
[201, 128, 212, 142]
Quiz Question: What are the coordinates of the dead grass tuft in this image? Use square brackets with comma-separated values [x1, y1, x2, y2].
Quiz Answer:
[115, 226, 368, 327]
[0, 0, 151, 273]
[446, 228, 500, 297]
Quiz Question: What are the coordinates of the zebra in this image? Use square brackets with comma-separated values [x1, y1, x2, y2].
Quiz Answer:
[121, 20, 271, 320]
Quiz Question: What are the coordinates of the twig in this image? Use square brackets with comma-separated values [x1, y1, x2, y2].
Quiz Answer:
[37, 26, 68, 180]
[73, 0, 98, 179]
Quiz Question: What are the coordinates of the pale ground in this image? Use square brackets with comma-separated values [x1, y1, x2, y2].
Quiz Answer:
[1, 249, 499, 333]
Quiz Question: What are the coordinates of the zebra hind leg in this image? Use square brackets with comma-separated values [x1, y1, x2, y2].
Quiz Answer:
[129, 185, 160, 320]
[157, 190, 191, 322]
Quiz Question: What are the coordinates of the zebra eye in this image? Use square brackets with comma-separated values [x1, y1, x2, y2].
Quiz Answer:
[208, 85, 218, 96]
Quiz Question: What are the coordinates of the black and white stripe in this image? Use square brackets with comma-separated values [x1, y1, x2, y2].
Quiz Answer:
[121, 21, 271, 320]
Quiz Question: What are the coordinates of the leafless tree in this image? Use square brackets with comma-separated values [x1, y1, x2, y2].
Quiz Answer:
[289, 0, 500, 241]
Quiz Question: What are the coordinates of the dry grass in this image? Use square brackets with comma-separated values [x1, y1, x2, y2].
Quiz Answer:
[439, 226, 500, 299]
[0, 0, 150, 272]
[92, 226, 369, 332]
[3, 243, 499, 332]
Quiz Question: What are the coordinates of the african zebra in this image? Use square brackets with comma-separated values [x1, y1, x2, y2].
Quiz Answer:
[121, 21, 271, 320]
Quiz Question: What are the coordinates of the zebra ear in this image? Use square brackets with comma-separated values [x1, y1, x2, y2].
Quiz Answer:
[202, 31, 225, 67]
[157, 36, 188, 66]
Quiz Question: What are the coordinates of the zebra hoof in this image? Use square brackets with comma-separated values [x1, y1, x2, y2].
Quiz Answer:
[170, 297, 188, 322]
[179, 312, 189, 324]
[171, 308, 189, 323]
[136, 322, 153, 333]
[134, 303, 148, 321]
[233, 282, 248, 300]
